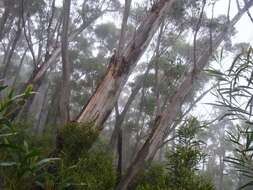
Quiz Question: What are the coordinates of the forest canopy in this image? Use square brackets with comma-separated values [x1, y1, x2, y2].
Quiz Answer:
[1, 0, 253, 189]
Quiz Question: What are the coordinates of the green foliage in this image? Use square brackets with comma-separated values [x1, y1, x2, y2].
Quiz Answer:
[71, 147, 116, 190]
[136, 164, 169, 190]
[208, 47, 253, 122]
[0, 85, 117, 189]
[135, 117, 214, 190]
[207, 47, 253, 189]
[40, 144, 116, 190]
[94, 22, 118, 52]
[59, 122, 99, 162]
[0, 85, 59, 189]
[166, 118, 213, 190]
[58, 121, 116, 189]
[225, 125, 253, 189]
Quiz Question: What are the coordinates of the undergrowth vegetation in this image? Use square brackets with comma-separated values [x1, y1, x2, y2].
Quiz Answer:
[0, 85, 214, 189]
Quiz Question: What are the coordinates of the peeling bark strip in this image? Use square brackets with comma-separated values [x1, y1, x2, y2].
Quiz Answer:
[77, 0, 176, 128]
[115, 2, 253, 189]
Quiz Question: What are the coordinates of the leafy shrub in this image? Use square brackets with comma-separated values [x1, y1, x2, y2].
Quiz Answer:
[58, 122, 99, 162]
[226, 125, 253, 189]
[58, 122, 116, 189]
[73, 148, 116, 190]
[135, 117, 214, 190]
[0, 84, 59, 189]
[135, 163, 169, 190]
[0, 85, 116, 190]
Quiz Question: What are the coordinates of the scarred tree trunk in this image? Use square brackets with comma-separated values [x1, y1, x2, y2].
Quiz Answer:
[115, 3, 253, 189]
[76, 0, 176, 129]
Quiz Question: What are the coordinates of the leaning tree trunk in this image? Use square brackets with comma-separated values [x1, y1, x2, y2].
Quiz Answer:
[12, 12, 105, 119]
[115, 3, 253, 189]
[76, 0, 176, 129]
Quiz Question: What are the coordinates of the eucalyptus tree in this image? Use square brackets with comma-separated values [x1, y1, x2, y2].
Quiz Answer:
[76, 0, 176, 128]
[115, 1, 253, 189]
[57, 0, 71, 125]
[3, 0, 120, 119]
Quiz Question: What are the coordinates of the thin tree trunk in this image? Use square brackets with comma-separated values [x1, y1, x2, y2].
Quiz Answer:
[109, 84, 140, 150]
[117, 125, 123, 177]
[77, 0, 176, 130]
[0, 7, 10, 41]
[45, 79, 61, 126]
[154, 19, 165, 117]
[1, 18, 22, 79]
[109, 63, 151, 150]
[117, 0, 132, 58]
[57, 0, 71, 125]
[12, 49, 28, 88]
[218, 149, 225, 190]
[35, 83, 50, 134]
[115, 4, 252, 189]
[12, 11, 105, 119]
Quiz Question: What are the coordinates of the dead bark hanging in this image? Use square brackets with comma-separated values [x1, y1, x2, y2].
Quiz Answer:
[115, 3, 253, 189]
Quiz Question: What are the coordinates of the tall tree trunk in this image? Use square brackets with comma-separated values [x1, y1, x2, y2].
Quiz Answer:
[115, 3, 252, 189]
[76, 0, 176, 129]
[57, 0, 71, 125]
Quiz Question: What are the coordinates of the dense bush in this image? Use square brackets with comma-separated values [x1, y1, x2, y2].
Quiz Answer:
[135, 163, 169, 190]
[0, 85, 116, 190]
[58, 122, 99, 162]
[135, 118, 215, 190]
[0, 86, 214, 190]
[0, 85, 60, 189]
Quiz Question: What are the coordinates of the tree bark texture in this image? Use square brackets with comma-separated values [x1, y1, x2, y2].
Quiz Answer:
[76, 0, 176, 129]
[57, 0, 71, 125]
